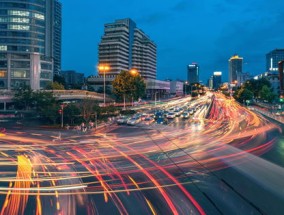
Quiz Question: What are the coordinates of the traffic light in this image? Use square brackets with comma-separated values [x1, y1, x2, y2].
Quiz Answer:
[280, 95, 284, 102]
[58, 109, 62, 114]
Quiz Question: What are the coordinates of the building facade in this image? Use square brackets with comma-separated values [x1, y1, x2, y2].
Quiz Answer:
[0, 0, 62, 90]
[187, 63, 199, 84]
[98, 18, 156, 80]
[61, 70, 84, 89]
[169, 80, 184, 96]
[229, 55, 243, 84]
[213, 71, 222, 89]
[279, 61, 284, 96]
[53, 0, 62, 75]
[266, 49, 284, 72]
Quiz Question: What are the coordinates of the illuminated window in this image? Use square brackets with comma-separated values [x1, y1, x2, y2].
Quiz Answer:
[8, 25, 30, 31]
[10, 18, 30, 23]
[0, 45, 7, 51]
[0, 70, 7, 78]
[11, 70, 29, 78]
[8, 10, 30, 17]
[33, 13, 45, 20]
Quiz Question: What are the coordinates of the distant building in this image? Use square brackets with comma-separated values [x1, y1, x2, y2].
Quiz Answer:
[279, 61, 284, 96]
[98, 18, 156, 80]
[187, 63, 199, 84]
[229, 55, 243, 84]
[61, 70, 84, 89]
[145, 79, 170, 99]
[254, 72, 280, 96]
[170, 81, 184, 96]
[237, 72, 251, 86]
[213, 71, 222, 89]
[207, 76, 213, 89]
[0, 0, 62, 90]
[266, 49, 284, 72]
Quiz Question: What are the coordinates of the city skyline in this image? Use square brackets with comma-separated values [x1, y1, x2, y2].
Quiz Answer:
[61, 0, 284, 82]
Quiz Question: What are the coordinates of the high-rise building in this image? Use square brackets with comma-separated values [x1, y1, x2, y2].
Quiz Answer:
[187, 63, 199, 84]
[0, 0, 62, 90]
[213, 71, 222, 89]
[98, 18, 156, 79]
[266, 49, 284, 72]
[61, 70, 84, 89]
[53, 0, 62, 75]
[279, 61, 284, 96]
[229, 54, 243, 84]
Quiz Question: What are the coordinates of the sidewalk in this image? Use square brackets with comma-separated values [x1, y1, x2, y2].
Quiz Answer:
[250, 106, 284, 124]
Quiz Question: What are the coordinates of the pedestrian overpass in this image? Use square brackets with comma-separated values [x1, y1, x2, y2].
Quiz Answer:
[0, 90, 113, 111]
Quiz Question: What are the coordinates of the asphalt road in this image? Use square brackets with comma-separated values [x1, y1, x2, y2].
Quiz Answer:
[0, 93, 283, 214]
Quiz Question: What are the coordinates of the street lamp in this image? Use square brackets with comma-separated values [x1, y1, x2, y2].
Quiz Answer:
[60, 104, 65, 128]
[98, 63, 110, 107]
[123, 69, 140, 109]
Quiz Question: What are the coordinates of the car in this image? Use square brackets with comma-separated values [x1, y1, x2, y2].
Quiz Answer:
[127, 117, 141, 125]
[166, 112, 176, 119]
[156, 118, 168, 125]
[188, 109, 194, 115]
[143, 117, 155, 125]
[181, 112, 190, 119]
[174, 109, 181, 117]
[140, 113, 148, 120]
[116, 116, 129, 125]
[154, 111, 164, 119]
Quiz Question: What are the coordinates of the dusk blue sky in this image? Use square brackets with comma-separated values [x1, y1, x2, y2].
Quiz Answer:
[61, 0, 284, 83]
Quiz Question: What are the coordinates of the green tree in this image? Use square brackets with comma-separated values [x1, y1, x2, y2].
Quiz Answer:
[33, 91, 56, 113]
[236, 88, 254, 103]
[259, 85, 275, 102]
[63, 104, 81, 125]
[53, 74, 66, 86]
[13, 85, 34, 110]
[112, 70, 146, 102]
[45, 81, 65, 90]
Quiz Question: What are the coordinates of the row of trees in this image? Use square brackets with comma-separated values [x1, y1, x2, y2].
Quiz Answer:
[233, 78, 276, 103]
[12, 85, 120, 126]
[10, 70, 146, 126]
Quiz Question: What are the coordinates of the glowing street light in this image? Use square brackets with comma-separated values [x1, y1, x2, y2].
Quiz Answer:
[98, 64, 110, 106]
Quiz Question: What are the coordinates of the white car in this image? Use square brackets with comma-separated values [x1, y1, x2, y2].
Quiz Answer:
[127, 117, 141, 125]
[166, 112, 176, 119]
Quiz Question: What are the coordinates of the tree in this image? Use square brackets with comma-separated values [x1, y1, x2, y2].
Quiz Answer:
[112, 70, 146, 102]
[79, 98, 97, 122]
[236, 88, 253, 103]
[63, 104, 81, 125]
[54, 74, 66, 86]
[32, 91, 56, 113]
[45, 81, 65, 90]
[13, 85, 34, 110]
[259, 85, 276, 102]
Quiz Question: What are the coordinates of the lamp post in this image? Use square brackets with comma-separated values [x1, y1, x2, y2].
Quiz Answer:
[98, 64, 110, 107]
[60, 104, 64, 128]
[128, 69, 139, 108]
[184, 81, 188, 95]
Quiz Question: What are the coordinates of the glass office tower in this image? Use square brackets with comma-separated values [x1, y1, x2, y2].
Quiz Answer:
[0, 0, 61, 90]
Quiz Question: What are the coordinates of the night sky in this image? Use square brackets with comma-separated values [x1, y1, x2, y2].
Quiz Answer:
[60, 0, 284, 83]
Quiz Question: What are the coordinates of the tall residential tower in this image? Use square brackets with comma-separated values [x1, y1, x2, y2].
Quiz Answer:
[266, 49, 284, 72]
[98, 18, 156, 79]
[0, 0, 62, 90]
[229, 54, 243, 84]
[187, 63, 199, 84]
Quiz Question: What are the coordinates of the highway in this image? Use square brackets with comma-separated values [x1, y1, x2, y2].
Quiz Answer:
[0, 92, 283, 214]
